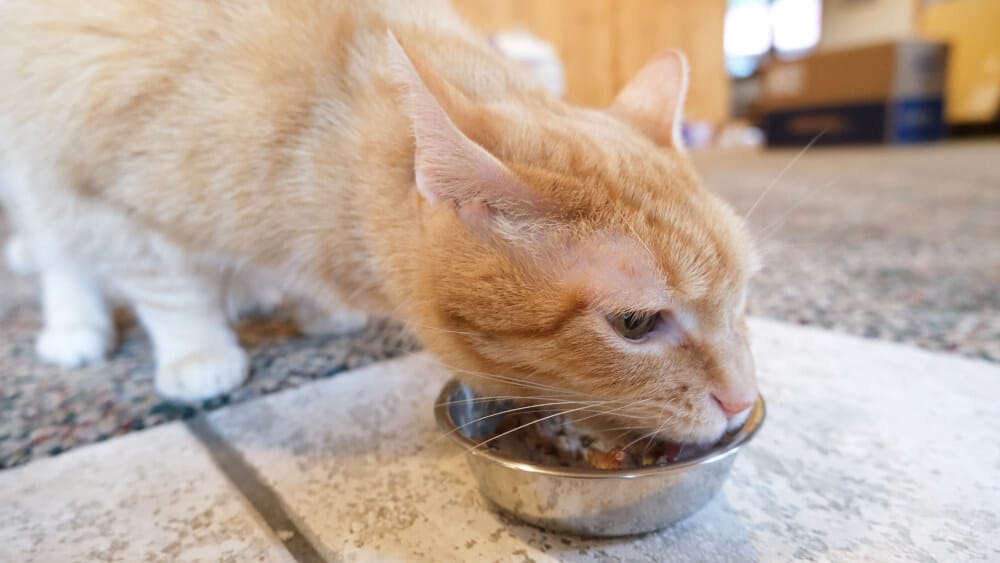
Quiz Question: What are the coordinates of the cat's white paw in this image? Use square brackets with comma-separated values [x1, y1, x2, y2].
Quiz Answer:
[4, 236, 33, 275]
[35, 325, 111, 368]
[155, 345, 248, 402]
[294, 303, 368, 337]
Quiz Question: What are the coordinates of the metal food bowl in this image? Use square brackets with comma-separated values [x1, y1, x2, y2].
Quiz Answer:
[434, 379, 765, 537]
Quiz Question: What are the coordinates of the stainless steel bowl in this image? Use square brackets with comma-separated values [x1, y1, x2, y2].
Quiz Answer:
[434, 379, 765, 537]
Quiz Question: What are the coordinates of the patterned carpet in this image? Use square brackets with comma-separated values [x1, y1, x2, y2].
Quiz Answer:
[696, 141, 999, 362]
[1, 140, 997, 468]
[0, 291, 420, 469]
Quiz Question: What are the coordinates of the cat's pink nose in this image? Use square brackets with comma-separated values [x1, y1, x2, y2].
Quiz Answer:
[712, 392, 757, 418]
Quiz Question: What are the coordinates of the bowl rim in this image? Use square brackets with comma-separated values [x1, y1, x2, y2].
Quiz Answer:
[434, 379, 766, 479]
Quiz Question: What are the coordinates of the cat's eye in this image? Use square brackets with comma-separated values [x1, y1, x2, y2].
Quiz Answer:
[609, 311, 659, 341]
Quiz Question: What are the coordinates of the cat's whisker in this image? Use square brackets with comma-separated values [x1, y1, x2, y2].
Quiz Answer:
[640, 397, 678, 452]
[562, 407, 648, 419]
[646, 411, 683, 453]
[435, 396, 644, 420]
[620, 428, 663, 452]
[434, 395, 575, 407]
[438, 400, 604, 441]
[431, 402, 654, 462]
[445, 397, 673, 464]
[564, 396, 659, 426]
[550, 406, 651, 421]
[463, 400, 618, 454]
[440, 364, 591, 397]
[744, 128, 827, 221]
[442, 365, 566, 389]
[447, 372, 577, 397]
[603, 426, 656, 447]
[435, 396, 628, 414]
[596, 425, 649, 433]
[752, 179, 837, 246]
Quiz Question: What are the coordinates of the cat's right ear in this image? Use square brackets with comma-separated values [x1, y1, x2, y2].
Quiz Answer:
[385, 31, 540, 224]
[608, 50, 690, 149]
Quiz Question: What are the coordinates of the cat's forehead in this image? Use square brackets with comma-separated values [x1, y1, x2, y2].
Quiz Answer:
[561, 233, 672, 311]
[557, 223, 745, 310]
[497, 107, 753, 307]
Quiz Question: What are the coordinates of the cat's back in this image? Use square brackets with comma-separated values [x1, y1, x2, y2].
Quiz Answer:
[0, 0, 225, 135]
[0, 0, 465, 193]
[0, 0, 334, 158]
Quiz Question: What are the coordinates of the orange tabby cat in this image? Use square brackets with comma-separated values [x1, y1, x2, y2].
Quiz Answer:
[0, 0, 758, 445]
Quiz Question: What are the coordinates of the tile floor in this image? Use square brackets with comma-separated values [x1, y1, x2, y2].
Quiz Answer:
[3, 318, 997, 562]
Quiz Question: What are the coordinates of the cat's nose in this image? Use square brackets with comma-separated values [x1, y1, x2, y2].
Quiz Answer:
[712, 391, 757, 418]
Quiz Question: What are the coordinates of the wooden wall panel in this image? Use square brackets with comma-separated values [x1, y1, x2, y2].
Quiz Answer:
[453, 0, 617, 107]
[613, 0, 729, 123]
[452, 0, 729, 122]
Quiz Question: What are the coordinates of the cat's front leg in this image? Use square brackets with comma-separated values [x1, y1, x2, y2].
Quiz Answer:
[35, 266, 114, 368]
[3, 204, 113, 366]
[120, 273, 248, 402]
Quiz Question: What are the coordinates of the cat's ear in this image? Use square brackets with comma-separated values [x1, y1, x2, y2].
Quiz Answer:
[385, 31, 539, 222]
[608, 50, 689, 149]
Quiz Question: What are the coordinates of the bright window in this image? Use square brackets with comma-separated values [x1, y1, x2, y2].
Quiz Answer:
[771, 0, 822, 57]
[725, 0, 772, 58]
[725, 0, 823, 78]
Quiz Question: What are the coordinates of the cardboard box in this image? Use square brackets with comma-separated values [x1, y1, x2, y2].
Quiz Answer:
[761, 40, 949, 146]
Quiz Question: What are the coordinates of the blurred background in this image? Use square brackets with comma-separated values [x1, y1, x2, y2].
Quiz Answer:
[455, 0, 1000, 146]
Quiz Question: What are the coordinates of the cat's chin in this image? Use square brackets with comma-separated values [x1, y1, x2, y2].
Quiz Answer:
[564, 411, 729, 452]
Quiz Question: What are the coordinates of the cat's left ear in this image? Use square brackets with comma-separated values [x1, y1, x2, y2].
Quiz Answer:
[385, 31, 539, 223]
[608, 50, 689, 149]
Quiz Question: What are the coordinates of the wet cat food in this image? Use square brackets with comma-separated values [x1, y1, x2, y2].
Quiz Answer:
[486, 410, 727, 470]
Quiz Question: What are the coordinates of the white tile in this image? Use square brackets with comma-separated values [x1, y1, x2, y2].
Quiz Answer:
[207, 318, 1000, 562]
[0, 423, 294, 563]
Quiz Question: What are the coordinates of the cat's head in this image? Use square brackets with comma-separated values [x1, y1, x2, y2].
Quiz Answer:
[388, 34, 759, 446]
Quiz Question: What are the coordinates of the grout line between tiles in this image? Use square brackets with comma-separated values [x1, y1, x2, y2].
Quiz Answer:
[185, 416, 327, 563]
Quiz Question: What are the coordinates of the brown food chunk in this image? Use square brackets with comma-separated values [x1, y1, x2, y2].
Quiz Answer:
[584, 448, 627, 469]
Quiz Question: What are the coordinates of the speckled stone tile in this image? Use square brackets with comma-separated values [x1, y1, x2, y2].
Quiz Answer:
[0, 422, 295, 563]
[206, 319, 1000, 562]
